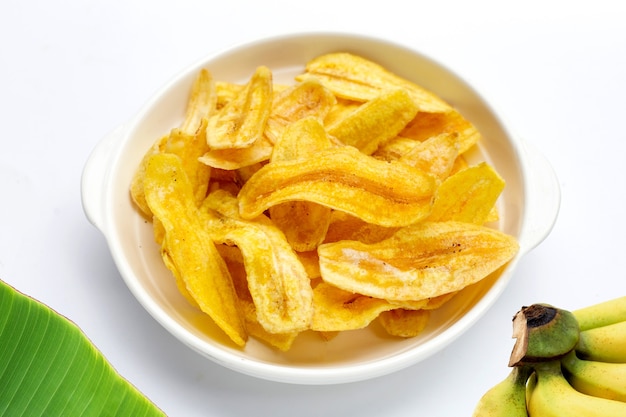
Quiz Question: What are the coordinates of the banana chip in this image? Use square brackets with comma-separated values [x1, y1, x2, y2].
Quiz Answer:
[318, 221, 519, 301]
[296, 52, 452, 113]
[378, 309, 431, 338]
[428, 162, 505, 224]
[398, 132, 461, 180]
[199, 135, 273, 170]
[206, 66, 272, 150]
[400, 109, 480, 154]
[269, 117, 333, 251]
[217, 244, 299, 351]
[130, 71, 215, 217]
[238, 145, 437, 227]
[180, 68, 218, 136]
[265, 78, 336, 144]
[311, 282, 395, 332]
[323, 211, 398, 244]
[203, 190, 314, 334]
[143, 153, 247, 346]
[326, 88, 418, 155]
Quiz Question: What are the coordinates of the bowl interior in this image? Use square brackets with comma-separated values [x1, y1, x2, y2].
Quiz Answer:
[103, 33, 525, 384]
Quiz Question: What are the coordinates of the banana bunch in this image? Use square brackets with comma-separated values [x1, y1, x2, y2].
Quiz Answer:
[472, 296, 626, 416]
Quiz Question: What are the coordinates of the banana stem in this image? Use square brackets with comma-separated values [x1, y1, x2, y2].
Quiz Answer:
[509, 304, 580, 367]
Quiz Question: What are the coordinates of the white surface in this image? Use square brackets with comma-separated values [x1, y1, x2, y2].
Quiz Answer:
[1, 0, 625, 415]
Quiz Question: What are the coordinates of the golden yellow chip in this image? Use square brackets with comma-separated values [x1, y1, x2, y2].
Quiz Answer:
[163, 121, 212, 207]
[215, 81, 243, 109]
[217, 244, 299, 351]
[323, 97, 362, 126]
[265, 78, 336, 144]
[311, 282, 395, 332]
[397, 132, 460, 180]
[387, 292, 457, 310]
[130, 69, 217, 218]
[143, 153, 247, 346]
[296, 250, 321, 279]
[206, 66, 273, 150]
[378, 309, 431, 338]
[399, 109, 480, 154]
[179, 68, 218, 136]
[238, 145, 437, 227]
[323, 211, 398, 244]
[296, 52, 452, 113]
[269, 117, 333, 251]
[428, 162, 505, 224]
[318, 221, 519, 301]
[326, 88, 418, 155]
[130, 134, 168, 218]
[203, 189, 314, 334]
[199, 135, 273, 170]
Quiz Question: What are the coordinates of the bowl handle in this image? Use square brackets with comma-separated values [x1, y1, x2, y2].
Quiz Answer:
[81, 124, 128, 232]
[518, 139, 561, 254]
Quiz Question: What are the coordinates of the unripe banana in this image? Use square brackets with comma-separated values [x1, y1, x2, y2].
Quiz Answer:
[576, 320, 626, 363]
[526, 361, 626, 417]
[509, 304, 579, 366]
[560, 350, 626, 402]
[572, 295, 626, 331]
[471, 366, 531, 417]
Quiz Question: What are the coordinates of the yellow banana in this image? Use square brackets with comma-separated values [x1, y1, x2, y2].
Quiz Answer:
[526, 361, 626, 417]
[472, 366, 531, 416]
[560, 350, 626, 402]
[573, 295, 626, 331]
[576, 320, 626, 363]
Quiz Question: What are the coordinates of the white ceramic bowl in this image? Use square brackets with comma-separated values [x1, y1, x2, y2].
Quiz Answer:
[81, 32, 560, 385]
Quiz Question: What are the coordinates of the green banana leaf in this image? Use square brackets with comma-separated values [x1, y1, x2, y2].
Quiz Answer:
[0, 279, 165, 416]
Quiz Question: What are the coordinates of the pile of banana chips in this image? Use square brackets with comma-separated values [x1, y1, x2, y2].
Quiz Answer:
[130, 52, 519, 351]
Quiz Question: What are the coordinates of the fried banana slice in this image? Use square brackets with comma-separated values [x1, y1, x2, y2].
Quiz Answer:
[378, 309, 431, 338]
[180, 68, 218, 136]
[238, 146, 437, 227]
[206, 66, 273, 150]
[374, 132, 461, 182]
[217, 244, 299, 351]
[130, 134, 168, 217]
[203, 190, 314, 334]
[323, 97, 362, 126]
[163, 121, 212, 206]
[265, 78, 336, 144]
[143, 153, 247, 346]
[427, 162, 505, 224]
[130, 120, 212, 218]
[269, 117, 333, 251]
[296, 52, 452, 113]
[318, 221, 519, 301]
[326, 88, 418, 155]
[311, 282, 395, 332]
[387, 291, 457, 310]
[400, 109, 480, 154]
[323, 211, 398, 244]
[397, 132, 460, 180]
[130, 70, 217, 217]
[199, 134, 273, 170]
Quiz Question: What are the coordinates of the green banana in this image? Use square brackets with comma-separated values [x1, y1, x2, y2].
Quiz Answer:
[572, 295, 626, 331]
[560, 350, 626, 402]
[526, 360, 626, 417]
[509, 304, 579, 366]
[471, 366, 532, 417]
[576, 320, 626, 363]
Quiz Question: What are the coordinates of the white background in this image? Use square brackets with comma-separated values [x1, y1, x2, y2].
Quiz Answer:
[1, 1, 625, 415]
